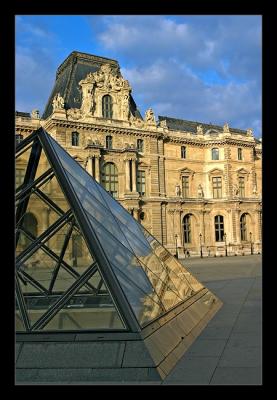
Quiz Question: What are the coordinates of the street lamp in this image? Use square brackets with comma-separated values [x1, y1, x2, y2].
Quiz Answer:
[223, 233, 228, 256]
[175, 234, 178, 259]
[199, 233, 203, 258]
[249, 231, 253, 255]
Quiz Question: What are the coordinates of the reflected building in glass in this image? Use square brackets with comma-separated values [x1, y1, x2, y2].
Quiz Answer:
[15, 128, 223, 382]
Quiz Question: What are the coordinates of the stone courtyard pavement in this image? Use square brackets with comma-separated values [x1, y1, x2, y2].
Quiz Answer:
[162, 254, 262, 385]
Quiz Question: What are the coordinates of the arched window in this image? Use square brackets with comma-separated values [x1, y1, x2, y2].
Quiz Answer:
[101, 162, 118, 198]
[106, 135, 113, 149]
[72, 132, 79, 147]
[183, 214, 191, 243]
[240, 213, 247, 241]
[211, 148, 219, 160]
[102, 95, 113, 118]
[215, 215, 224, 242]
[19, 212, 38, 249]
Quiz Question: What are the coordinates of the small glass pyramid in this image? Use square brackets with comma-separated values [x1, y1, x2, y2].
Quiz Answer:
[16, 128, 207, 333]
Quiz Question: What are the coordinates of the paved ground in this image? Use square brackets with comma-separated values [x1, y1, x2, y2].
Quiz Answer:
[162, 255, 262, 385]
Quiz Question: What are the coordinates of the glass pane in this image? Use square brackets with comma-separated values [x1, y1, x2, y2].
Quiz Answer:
[42, 268, 125, 331]
[113, 264, 164, 327]
[15, 145, 33, 189]
[34, 146, 51, 181]
[63, 170, 134, 253]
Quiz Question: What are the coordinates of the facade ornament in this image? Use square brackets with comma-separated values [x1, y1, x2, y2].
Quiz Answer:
[130, 115, 145, 128]
[52, 93, 65, 111]
[197, 184, 204, 198]
[121, 93, 130, 120]
[160, 119, 167, 128]
[175, 184, 181, 197]
[31, 109, 40, 119]
[252, 184, 258, 195]
[247, 128, 253, 137]
[145, 108, 156, 125]
[233, 184, 239, 197]
[223, 123, 230, 133]
[67, 108, 82, 120]
[196, 125, 204, 135]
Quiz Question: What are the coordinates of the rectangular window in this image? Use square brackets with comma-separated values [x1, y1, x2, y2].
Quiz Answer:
[137, 139, 144, 152]
[137, 170, 146, 196]
[238, 148, 242, 160]
[106, 136, 112, 149]
[212, 177, 222, 198]
[182, 176, 189, 198]
[238, 177, 245, 197]
[212, 148, 219, 160]
[92, 158, 95, 178]
[16, 169, 25, 188]
[181, 146, 186, 159]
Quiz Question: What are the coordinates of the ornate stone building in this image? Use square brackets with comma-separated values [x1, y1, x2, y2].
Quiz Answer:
[16, 51, 262, 257]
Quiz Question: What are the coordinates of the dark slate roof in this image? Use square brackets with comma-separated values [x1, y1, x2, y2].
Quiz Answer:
[158, 116, 248, 135]
[15, 111, 31, 118]
[42, 51, 142, 120]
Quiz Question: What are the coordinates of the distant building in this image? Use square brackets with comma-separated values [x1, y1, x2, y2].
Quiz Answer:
[16, 51, 262, 257]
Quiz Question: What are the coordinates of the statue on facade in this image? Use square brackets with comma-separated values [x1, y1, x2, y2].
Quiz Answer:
[31, 109, 40, 119]
[121, 94, 130, 120]
[198, 184, 204, 198]
[223, 122, 230, 133]
[233, 184, 239, 197]
[247, 128, 253, 137]
[175, 184, 181, 197]
[253, 184, 258, 195]
[197, 125, 204, 135]
[52, 93, 65, 111]
[145, 108, 156, 124]
[160, 119, 167, 128]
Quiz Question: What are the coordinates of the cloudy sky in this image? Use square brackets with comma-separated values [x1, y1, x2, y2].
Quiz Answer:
[15, 15, 262, 137]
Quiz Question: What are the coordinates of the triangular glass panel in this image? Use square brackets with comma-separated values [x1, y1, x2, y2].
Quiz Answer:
[41, 267, 125, 331]
[16, 130, 216, 335]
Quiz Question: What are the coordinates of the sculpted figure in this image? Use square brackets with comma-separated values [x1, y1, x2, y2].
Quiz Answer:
[175, 184, 181, 197]
[223, 123, 230, 133]
[198, 184, 204, 198]
[145, 108, 155, 124]
[121, 94, 130, 119]
[52, 93, 65, 111]
[197, 125, 203, 134]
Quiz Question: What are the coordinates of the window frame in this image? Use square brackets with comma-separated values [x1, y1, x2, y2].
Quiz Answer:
[71, 132, 80, 147]
[182, 176, 189, 198]
[238, 176, 245, 197]
[106, 136, 113, 150]
[183, 214, 191, 244]
[238, 148, 243, 160]
[211, 148, 219, 160]
[240, 214, 247, 241]
[137, 139, 144, 153]
[181, 146, 186, 159]
[101, 162, 118, 198]
[102, 95, 113, 119]
[215, 215, 224, 242]
[212, 176, 222, 198]
[137, 170, 146, 196]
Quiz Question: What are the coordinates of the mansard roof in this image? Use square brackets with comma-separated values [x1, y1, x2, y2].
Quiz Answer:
[42, 51, 142, 120]
[158, 115, 248, 136]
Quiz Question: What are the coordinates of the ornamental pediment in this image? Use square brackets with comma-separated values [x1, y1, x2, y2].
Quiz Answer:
[208, 168, 223, 176]
[237, 168, 249, 175]
[179, 167, 195, 176]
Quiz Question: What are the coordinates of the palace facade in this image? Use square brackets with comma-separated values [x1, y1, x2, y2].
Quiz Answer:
[16, 51, 262, 257]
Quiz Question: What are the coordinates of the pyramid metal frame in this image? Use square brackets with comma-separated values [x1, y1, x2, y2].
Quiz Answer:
[16, 128, 221, 339]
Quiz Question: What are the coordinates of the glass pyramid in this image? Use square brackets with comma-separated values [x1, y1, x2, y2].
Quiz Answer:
[15, 128, 205, 333]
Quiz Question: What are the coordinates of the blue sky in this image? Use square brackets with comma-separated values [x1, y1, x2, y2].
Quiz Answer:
[16, 15, 262, 137]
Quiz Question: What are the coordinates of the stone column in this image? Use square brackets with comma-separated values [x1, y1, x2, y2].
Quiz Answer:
[125, 160, 130, 192]
[86, 157, 93, 176]
[132, 159, 137, 192]
[134, 208, 140, 221]
[95, 156, 100, 183]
